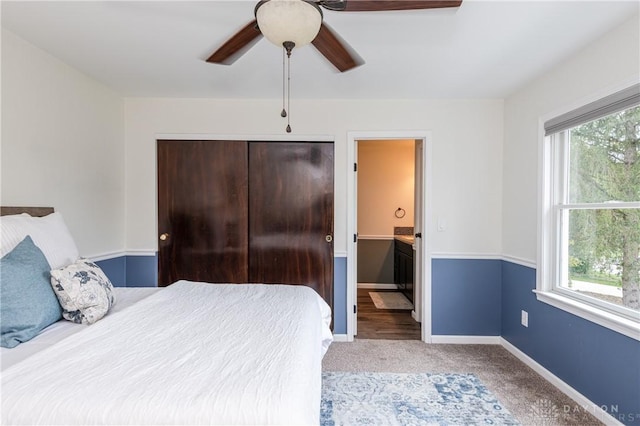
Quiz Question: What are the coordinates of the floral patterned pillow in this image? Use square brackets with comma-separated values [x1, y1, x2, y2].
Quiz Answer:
[50, 258, 116, 324]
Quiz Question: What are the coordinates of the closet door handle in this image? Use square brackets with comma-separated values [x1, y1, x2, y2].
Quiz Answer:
[325, 235, 333, 243]
[160, 233, 170, 241]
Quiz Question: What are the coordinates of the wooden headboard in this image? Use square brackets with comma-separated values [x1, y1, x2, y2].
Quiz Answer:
[0, 207, 54, 217]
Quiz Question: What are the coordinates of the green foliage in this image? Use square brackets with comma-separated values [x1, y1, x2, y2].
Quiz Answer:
[568, 255, 588, 275]
[569, 106, 640, 203]
[567, 106, 640, 310]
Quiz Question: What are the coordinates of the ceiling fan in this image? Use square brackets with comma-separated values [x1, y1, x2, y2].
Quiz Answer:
[206, 0, 463, 72]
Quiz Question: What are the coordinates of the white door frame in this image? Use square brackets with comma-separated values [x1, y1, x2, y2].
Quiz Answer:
[346, 131, 433, 342]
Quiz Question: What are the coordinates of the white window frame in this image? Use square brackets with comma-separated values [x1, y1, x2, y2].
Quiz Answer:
[537, 85, 640, 342]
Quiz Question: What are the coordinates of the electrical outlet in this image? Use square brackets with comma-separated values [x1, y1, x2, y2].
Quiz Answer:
[521, 310, 529, 327]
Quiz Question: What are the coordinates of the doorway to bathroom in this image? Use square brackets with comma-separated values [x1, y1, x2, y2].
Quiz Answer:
[346, 132, 432, 342]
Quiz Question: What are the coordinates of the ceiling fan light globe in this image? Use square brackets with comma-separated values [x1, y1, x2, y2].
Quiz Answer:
[256, 0, 323, 48]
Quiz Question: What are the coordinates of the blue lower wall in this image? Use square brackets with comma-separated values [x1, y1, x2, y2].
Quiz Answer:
[333, 257, 347, 334]
[96, 254, 348, 331]
[502, 261, 640, 425]
[124, 255, 158, 287]
[432, 258, 502, 336]
[95, 255, 157, 288]
[96, 255, 501, 337]
[94, 256, 126, 287]
[96, 253, 639, 424]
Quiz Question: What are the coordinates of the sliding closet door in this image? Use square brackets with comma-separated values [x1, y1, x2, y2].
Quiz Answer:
[157, 140, 249, 286]
[249, 142, 334, 308]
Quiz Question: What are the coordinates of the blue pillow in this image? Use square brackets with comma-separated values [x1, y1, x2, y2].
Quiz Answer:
[1, 236, 62, 348]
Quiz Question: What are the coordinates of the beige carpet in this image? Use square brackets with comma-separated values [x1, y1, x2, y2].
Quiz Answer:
[369, 291, 413, 310]
[322, 339, 603, 426]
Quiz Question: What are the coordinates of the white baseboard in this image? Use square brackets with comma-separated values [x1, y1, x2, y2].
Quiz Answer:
[500, 338, 622, 426]
[430, 335, 501, 344]
[411, 310, 421, 322]
[357, 283, 398, 290]
[332, 334, 350, 342]
[330, 332, 622, 425]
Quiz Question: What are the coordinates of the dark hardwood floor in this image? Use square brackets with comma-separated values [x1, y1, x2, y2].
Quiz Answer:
[356, 289, 421, 340]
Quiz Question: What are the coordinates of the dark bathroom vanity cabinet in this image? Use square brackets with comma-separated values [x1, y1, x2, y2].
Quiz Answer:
[393, 236, 414, 304]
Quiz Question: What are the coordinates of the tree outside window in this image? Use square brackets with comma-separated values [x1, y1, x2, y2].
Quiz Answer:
[562, 106, 639, 314]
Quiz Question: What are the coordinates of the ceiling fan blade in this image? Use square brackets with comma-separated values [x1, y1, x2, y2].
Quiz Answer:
[206, 20, 262, 65]
[321, 0, 462, 12]
[312, 23, 364, 72]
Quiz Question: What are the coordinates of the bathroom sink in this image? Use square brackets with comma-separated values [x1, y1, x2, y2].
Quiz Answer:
[394, 235, 415, 245]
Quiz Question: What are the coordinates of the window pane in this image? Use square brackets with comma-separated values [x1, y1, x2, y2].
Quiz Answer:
[563, 208, 640, 313]
[568, 106, 640, 203]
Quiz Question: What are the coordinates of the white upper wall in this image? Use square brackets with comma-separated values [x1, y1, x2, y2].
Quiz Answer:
[502, 14, 640, 264]
[124, 97, 504, 256]
[1, 29, 125, 257]
[3, 10, 637, 263]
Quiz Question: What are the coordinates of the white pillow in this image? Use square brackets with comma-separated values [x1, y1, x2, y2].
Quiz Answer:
[0, 212, 79, 269]
[0, 214, 34, 257]
[50, 258, 116, 325]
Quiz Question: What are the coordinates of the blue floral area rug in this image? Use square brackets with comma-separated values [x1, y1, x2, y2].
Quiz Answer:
[321, 372, 520, 425]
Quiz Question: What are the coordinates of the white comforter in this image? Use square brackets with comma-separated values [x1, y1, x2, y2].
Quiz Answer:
[1, 287, 162, 371]
[1, 281, 333, 425]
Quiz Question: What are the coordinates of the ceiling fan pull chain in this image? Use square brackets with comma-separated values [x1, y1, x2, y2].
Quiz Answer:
[286, 47, 292, 133]
[281, 46, 287, 118]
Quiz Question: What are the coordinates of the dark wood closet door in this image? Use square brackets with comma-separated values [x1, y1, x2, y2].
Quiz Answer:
[157, 140, 249, 286]
[249, 142, 334, 309]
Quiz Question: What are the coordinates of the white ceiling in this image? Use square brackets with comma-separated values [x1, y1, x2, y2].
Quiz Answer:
[1, 0, 638, 99]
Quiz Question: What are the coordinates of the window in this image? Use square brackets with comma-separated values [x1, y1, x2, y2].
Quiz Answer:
[539, 84, 640, 340]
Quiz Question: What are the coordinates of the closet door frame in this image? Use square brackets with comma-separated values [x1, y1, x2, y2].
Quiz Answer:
[155, 134, 336, 302]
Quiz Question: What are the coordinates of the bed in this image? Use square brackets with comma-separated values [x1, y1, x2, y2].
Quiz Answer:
[0, 207, 333, 425]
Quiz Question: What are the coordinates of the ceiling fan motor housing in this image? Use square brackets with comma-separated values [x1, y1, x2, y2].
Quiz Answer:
[255, 0, 324, 48]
